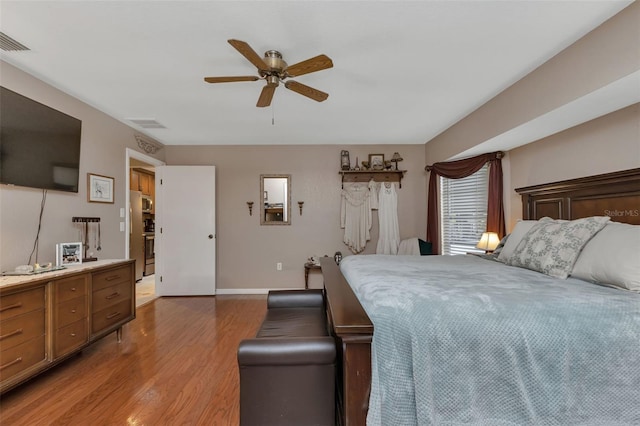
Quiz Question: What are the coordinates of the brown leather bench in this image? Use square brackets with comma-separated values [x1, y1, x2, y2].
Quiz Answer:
[237, 289, 336, 426]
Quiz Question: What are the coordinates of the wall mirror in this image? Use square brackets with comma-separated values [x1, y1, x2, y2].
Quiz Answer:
[260, 174, 291, 225]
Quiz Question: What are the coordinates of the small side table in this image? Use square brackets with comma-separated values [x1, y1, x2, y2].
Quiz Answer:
[304, 262, 321, 289]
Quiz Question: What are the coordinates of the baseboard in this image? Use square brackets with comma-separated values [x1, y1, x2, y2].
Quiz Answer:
[215, 287, 307, 295]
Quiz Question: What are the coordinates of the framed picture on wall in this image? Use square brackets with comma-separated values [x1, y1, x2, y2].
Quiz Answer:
[369, 154, 385, 170]
[87, 173, 114, 203]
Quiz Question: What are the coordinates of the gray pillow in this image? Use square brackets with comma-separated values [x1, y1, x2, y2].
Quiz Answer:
[507, 216, 610, 279]
[497, 220, 537, 263]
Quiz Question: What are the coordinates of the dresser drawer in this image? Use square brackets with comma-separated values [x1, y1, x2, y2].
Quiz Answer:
[92, 299, 132, 334]
[55, 275, 88, 303]
[55, 296, 88, 329]
[92, 282, 131, 312]
[0, 309, 45, 352]
[0, 336, 46, 382]
[92, 264, 132, 292]
[0, 287, 45, 322]
[54, 319, 88, 358]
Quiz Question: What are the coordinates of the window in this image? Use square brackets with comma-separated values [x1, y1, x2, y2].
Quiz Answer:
[440, 164, 488, 255]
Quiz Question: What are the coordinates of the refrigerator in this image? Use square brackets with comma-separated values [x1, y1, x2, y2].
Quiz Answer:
[130, 190, 144, 281]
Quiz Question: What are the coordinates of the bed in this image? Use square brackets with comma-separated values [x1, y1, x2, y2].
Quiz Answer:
[321, 168, 640, 426]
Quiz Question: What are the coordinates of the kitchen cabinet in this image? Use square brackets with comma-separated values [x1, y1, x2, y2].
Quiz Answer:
[130, 169, 154, 196]
[0, 260, 135, 394]
[130, 168, 155, 214]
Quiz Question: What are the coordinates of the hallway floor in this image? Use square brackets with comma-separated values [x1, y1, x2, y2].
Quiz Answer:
[136, 274, 157, 307]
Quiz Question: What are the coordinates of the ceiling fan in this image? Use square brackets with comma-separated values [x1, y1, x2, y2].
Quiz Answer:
[204, 39, 333, 107]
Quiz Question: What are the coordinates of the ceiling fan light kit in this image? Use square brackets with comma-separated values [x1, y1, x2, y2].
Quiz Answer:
[204, 39, 333, 107]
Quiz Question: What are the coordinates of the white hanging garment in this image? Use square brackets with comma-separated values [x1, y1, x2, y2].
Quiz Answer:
[376, 182, 400, 255]
[341, 183, 372, 254]
[368, 179, 379, 210]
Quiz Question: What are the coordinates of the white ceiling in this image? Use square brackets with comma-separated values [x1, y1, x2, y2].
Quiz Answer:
[0, 1, 634, 148]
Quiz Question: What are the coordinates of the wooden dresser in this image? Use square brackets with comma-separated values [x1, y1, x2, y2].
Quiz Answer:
[0, 260, 135, 394]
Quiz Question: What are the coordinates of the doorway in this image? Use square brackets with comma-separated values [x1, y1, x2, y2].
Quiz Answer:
[125, 148, 165, 306]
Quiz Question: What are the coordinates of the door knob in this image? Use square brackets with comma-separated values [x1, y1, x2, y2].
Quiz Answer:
[208, 234, 214, 239]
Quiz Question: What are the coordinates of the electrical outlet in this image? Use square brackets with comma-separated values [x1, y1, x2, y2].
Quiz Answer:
[120, 222, 125, 232]
[277, 262, 282, 271]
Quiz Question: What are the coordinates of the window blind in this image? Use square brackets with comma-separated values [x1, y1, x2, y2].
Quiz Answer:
[440, 164, 489, 255]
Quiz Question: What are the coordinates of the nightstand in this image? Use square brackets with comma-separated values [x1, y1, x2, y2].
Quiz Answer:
[304, 262, 321, 289]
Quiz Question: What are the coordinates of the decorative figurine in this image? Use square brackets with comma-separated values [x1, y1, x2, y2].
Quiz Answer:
[334, 251, 343, 264]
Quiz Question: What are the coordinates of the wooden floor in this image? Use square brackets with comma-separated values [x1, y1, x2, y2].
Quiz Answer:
[0, 296, 267, 425]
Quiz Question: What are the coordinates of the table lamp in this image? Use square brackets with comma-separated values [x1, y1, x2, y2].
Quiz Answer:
[390, 152, 403, 170]
[476, 232, 500, 252]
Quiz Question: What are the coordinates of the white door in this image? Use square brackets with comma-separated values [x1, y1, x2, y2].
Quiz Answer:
[155, 165, 216, 296]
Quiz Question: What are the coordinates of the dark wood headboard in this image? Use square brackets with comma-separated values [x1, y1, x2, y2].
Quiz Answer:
[516, 168, 640, 225]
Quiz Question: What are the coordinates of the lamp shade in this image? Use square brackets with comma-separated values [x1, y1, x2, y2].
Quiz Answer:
[476, 232, 500, 251]
[391, 152, 403, 162]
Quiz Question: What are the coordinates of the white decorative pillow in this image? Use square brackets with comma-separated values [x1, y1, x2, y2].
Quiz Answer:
[496, 220, 538, 263]
[571, 222, 640, 292]
[507, 216, 610, 279]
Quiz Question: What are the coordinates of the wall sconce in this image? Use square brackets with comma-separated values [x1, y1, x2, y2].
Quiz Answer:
[247, 201, 254, 216]
[298, 201, 304, 215]
[476, 232, 500, 253]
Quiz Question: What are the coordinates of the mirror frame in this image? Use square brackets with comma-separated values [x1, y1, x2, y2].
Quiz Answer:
[260, 174, 291, 226]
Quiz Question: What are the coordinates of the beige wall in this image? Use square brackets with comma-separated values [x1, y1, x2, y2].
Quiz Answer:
[506, 104, 640, 230]
[165, 145, 426, 290]
[424, 2, 639, 163]
[0, 61, 165, 271]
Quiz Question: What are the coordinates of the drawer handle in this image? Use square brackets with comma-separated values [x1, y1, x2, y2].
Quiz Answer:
[105, 275, 121, 282]
[0, 357, 23, 371]
[106, 312, 121, 320]
[70, 287, 76, 292]
[0, 303, 23, 313]
[106, 292, 120, 300]
[70, 333, 76, 337]
[0, 328, 23, 341]
[71, 309, 77, 314]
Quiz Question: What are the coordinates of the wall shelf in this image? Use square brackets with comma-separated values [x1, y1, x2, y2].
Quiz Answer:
[339, 170, 406, 188]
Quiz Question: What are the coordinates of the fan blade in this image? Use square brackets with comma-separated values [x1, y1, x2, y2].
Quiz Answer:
[284, 80, 329, 102]
[257, 84, 277, 108]
[204, 76, 260, 83]
[228, 39, 269, 71]
[285, 54, 333, 77]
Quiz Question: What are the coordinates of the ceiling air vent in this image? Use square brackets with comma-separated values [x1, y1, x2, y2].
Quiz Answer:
[0, 32, 30, 51]
[128, 119, 166, 129]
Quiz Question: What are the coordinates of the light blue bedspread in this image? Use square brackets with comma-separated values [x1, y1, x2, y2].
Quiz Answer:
[340, 255, 640, 426]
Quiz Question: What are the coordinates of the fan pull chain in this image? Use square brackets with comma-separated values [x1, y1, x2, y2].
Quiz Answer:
[272, 104, 275, 126]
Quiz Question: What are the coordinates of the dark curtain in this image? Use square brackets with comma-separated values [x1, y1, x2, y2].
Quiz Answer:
[426, 151, 505, 254]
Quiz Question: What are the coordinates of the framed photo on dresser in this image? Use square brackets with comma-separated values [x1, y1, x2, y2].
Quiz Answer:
[56, 242, 83, 266]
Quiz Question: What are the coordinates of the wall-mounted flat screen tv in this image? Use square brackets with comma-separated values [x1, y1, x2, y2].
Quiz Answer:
[0, 86, 82, 192]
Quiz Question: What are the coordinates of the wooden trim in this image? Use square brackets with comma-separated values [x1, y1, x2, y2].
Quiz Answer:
[340, 170, 405, 189]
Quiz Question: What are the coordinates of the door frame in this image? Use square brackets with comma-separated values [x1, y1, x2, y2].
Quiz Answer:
[124, 148, 165, 260]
